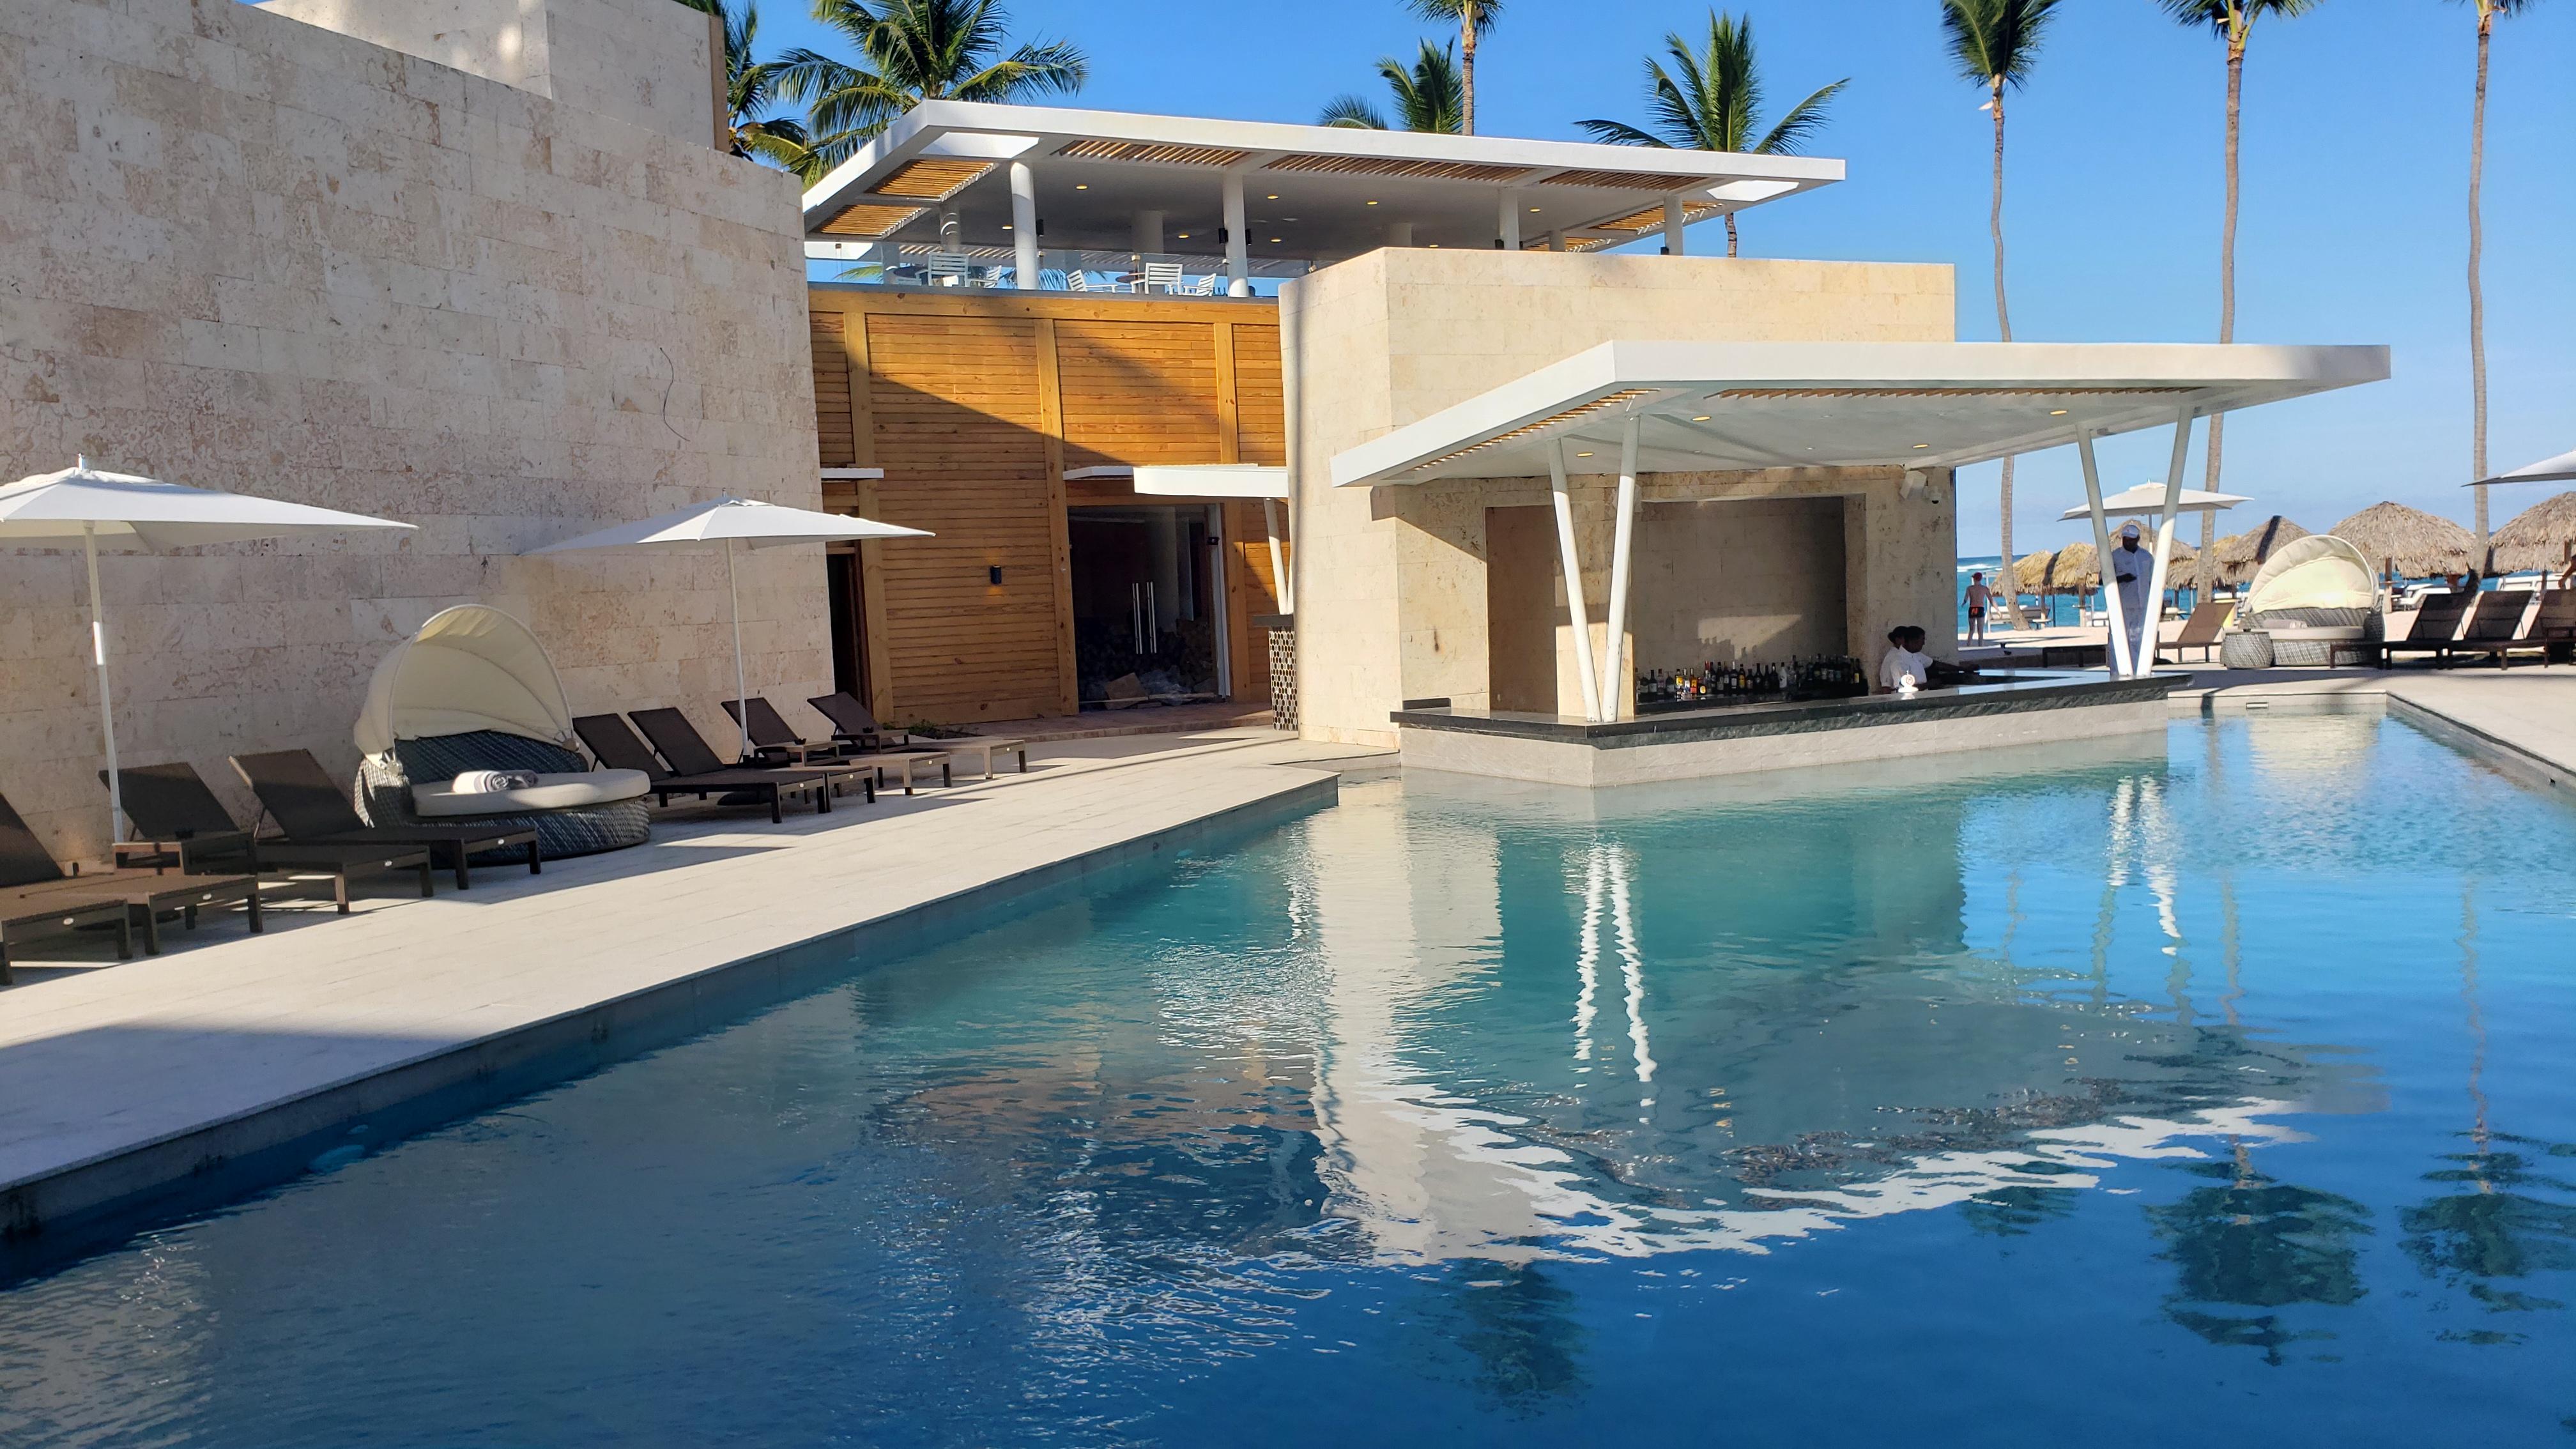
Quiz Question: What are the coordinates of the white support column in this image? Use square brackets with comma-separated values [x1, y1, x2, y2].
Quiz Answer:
[1262, 497, 1294, 615]
[2074, 427, 2133, 680]
[1661, 197, 1686, 256]
[1222, 173, 1248, 288]
[1386, 220, 1414, 248]
[1133, 209, 1163, 256]
[938, 207, 962, 252]
[1498, 190, 1522, 250]
[1548, 229, 1567, 253]
[1549, 440, 1604, 723]
[2138, 407, 2195, 678]
[1008, 160, 1038, 289]
[724, 537, 751, 761]
[1597, 417, 1641, 717]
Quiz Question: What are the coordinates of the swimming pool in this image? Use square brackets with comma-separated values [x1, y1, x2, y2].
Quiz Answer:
[3, 716, 2572, 1446]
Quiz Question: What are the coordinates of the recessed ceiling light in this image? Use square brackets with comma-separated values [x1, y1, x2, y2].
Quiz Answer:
[1075, 183, 1087, 190]
[1001, 224, 1011, 229]
[1690, 415, 1710, 422]
[1365, 199, 1379, 206]
[1575, 451, 1594, 457]
[1177, 233, 1190, 238]
[2050, 409, 2068, 415]
[1913, 443, 1930, 449]
[1269, 236, 1281, 242]
[1266, 194, 1279, 199]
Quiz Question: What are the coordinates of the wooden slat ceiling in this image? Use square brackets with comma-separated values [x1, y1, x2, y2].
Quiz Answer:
[1591, 199, 1726, 234]
[1262, 153, 1531, 182]
[871, 158, 994, 200]
[818, 201, 929, 237]
[1057, 139, 1254, 167]
[1413, 390, 1660, 471]
[1538, 167, 1718, 190]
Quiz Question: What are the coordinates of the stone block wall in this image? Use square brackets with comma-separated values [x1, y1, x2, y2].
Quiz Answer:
[0, 0, 818, 860]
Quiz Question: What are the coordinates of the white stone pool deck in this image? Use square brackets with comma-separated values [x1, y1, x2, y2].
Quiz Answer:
[0, 728, 1379, 1242]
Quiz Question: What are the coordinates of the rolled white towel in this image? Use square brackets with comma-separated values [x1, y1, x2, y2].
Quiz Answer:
[450, 769, 541, 793]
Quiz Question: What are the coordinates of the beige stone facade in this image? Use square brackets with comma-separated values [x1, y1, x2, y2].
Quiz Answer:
[1282, 249, 1960, 748]
[0, 0, 818, 859]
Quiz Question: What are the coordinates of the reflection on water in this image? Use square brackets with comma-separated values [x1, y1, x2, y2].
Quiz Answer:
[3, 718, 2575, 1446]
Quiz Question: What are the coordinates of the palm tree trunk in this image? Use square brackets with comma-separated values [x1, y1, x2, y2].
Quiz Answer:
[2469, 5, 2492, 568]
[1460, 15, 1477, 135]
[2200, 43, 2245, 610]
[1725, 213, 1740, 257]
[1991, 79, 2026, 630]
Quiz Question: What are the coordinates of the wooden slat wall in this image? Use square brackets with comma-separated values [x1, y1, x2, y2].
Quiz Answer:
[1056, 321, 1222, 470]
[1232, 325, 1285, 466]
[862, 313, 1062, 721]
[811, 312, 855, 466]
[808, 289, 1283, 724]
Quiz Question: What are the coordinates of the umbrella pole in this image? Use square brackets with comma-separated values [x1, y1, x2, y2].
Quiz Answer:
[726, 536, 750, 763]
[84, 523, 123, 847]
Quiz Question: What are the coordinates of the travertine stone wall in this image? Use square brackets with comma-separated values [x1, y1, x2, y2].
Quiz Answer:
[257, 0, 724, 150]
[0, 0, 816, 860]
[1284, 249, 1958, 747]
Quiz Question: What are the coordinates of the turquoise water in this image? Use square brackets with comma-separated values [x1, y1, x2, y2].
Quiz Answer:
[4, 716, 2575, 1446]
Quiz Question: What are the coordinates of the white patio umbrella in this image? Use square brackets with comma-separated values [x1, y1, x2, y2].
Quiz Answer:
[2058, 484, 2250, 520]
[0, 458, 417, 845]
[2468, 445, 2576, 487]
[527, 495, 930, 760]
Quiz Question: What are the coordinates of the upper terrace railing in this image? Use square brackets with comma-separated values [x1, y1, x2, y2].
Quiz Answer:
[822, 246, 1315, 296]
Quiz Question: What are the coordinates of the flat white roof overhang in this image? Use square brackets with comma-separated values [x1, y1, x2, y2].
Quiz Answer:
[1331, 341, 2390, 487]
[802, 102, 1842, 261]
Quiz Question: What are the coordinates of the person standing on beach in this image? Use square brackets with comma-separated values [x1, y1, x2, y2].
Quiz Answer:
[1964, 572, 1995, 643]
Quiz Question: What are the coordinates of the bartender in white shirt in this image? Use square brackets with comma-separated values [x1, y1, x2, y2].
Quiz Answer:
[1878, 625, 1931, 693]
[2108, 521, 2154, 670]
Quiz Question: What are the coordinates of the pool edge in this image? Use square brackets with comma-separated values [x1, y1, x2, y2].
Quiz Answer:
[0, 770, 1342, 1281]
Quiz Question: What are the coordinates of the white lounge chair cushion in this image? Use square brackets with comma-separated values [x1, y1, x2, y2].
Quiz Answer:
[2258, 624, 2366, 642]
[411, 769, 652, 817]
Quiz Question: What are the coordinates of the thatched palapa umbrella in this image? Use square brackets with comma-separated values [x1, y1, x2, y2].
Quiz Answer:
[2209, 514, 2308, 588]
[2329, 502, 2476, 579]
[2489, 491, 2576, 574]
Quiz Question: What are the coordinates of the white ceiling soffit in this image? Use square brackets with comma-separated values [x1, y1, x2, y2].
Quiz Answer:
[1131, 464, 1291, 500]
[1331, 341, 2390, 487]
[801, 100, 1843, 259]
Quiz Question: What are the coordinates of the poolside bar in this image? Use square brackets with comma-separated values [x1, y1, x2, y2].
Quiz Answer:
[1305, 332, 2389, 785]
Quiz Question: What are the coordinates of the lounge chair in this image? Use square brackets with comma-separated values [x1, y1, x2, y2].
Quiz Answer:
[2378, 591, 2474, 666]
[107, 762, 437, 912]
[631, 707, 880, 808]
[2450, 591, 2536, 669]
[231, 750, 539, 891]
[801, 692, 959, 793]
[2522, 589, 2576, 663]
[2162, 602, 2232, 664]
[573, 713, 871, 822]
[0, 791, 260, 984]
[721, 696, 859, 765]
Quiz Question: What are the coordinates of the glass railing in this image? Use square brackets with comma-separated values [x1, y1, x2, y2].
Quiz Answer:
[820, 247, 1314, 296]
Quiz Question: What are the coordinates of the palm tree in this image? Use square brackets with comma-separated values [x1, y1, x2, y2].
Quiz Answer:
[1941, 0, 2062, 631]
[715, 1, 823, 180]
[1320, 40, 1466, 134]
[2460, 0, 2544, 570]
[779, 0, 1087, 171]
[2159, 2, 2320, 608]
[1403, 0, 1502, 135]
[1576, 12, 1848, 258]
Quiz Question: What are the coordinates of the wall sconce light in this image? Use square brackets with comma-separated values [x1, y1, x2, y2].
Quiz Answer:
[988, 565, 1004, 585]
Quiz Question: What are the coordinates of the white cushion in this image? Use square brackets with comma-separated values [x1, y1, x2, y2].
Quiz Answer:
[2258, 624, 2365, 641]
[411, 769, 652, 818]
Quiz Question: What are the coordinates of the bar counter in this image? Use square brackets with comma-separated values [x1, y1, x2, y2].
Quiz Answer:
[1391, 670, 2188, 787]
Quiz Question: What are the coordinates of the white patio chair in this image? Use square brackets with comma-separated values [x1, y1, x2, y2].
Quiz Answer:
[1142, 261, 1186, 293]
[924, 252, 974, 288]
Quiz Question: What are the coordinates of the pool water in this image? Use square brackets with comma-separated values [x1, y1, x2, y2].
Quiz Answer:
[4, 716, 2574, 1446]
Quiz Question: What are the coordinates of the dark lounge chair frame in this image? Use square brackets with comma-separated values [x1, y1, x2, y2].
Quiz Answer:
[631, 707, 877, 809]
[573, 714, 871, 824]
[2378, 592, 2475, 666]
[107, 762, 435, 913]
[1, 791, 261, 985]
[230, 750, 538, 891]
[721, 696, 861, 765]
[2447, 591, 2539, 670]
[804, 693, 955, 787]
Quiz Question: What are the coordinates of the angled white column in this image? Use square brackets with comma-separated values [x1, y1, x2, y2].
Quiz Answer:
[1008, 160, 1039, 289]
[1549, 229, 1567, 253]
[1386, 220, 1414, 248]
[1549, 440, 1604, 723]
[1498, 189, 1522, 250]
[1662, 197, 1686, 256]
[2074, 427, 2133, 679]
[1222, 173, 1248, 286]
[1597, 417, 1641, 716]
[1261, 497, 1294, 615]
[2138, 408, 2195, 677]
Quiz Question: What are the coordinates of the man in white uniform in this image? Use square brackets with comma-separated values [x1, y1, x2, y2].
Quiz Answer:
[2108, 522, 2154, 671]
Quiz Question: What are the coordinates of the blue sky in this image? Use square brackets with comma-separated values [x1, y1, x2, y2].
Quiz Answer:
[763, 2, 2567, 551]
